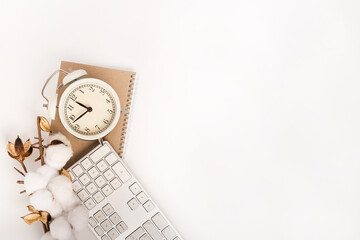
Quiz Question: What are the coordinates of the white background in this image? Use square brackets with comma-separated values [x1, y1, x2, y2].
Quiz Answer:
[1, 0, 360, 239]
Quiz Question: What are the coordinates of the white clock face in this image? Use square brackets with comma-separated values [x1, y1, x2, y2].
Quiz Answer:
[59, 78, 121, 140]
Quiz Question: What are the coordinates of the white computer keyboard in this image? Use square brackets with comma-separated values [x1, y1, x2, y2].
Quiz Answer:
[68, 141, 182, 240]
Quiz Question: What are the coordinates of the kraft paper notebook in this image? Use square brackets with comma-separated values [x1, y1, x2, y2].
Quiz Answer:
[50, 61, 136, 168]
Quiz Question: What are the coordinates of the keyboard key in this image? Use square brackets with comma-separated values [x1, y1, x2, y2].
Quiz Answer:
[143, 221, 162, 240]
[113, 162, 131, 183]
[110, 178, 122, 189]
[127, 198, 139, 210]
[77, 189, 89, 201]
[72, 180, 82, 192]
[84, 198, 96, 210]
[95, 176, 106, 187]
[101, 235, 110, 240]
[102, 204, 115, 216]
[136, 192, 148, 204]
[79, 173, 91, 185]
[109, 213, 121, 225]
[94, 191, 105, 203]
[81, 158, 92, 169]
[101, 219, 112, 232]
[86, 182, 97, 194]
[105, 153, 118, 165]
[129, 182, 141, 194]
[89, 217, 97, 227]
[94, 226, 104, 236]
[174, 237, 180, 240]
[88, 167, 100, 178]
[125, 227, 145, 240]
[94, 210, 106, 223]
[72, 165, 83, 176]
[139, 233, 151, 240]
[162, 226, 176, 240]
[116, 221, 128, 234]
[97, 160, 108, 172]
[152, 212, 168, 230]
[104, 169, 115, 181]
[102, 185, 114, 197]
[108, 228, 120, 240]
[143, 200, 155, 212]
[90, 144, 110, 163]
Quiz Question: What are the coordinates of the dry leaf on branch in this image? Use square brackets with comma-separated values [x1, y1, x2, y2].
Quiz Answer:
[61, 168, 72, 181]
[27, 205, 39, 214]
[21, 206, 51, 226]
[7, 137, 33, 173]
[21, 213, 41, 225]
[39, 117, 51, 132]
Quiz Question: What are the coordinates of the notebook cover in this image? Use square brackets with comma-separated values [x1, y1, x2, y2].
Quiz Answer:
[50, 61, 136, 168]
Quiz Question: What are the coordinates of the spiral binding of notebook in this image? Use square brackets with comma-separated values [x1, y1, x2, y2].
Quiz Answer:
[118, 73, 136, 157]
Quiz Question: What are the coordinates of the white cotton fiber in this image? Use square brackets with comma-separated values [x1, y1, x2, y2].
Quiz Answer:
[40, 232, 57, 240]
[45, 144, 73, 170]
[48, 175, 74, 207]
[36, 164, 59, 182]
[24, 172, 48, 194]
[67, 205, 88, 231]
[30, 189, 53, 212]
[50, 216, 72, 240]
[47, 200, 63, 218]
[48, 133, 71, 147]
[61, 194, 81, 212]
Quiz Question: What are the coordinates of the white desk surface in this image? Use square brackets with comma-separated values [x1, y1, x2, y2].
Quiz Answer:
[1, 1, 360, 239]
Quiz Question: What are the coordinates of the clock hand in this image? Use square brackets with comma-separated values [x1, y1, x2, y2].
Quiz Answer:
[73, 107, 93, 123]
[75, 101, 89, 109]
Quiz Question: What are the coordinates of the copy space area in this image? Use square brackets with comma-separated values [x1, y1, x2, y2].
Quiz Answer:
[1, 1, 360, 239]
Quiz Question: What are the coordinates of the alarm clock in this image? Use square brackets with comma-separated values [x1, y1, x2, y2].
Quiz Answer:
[42, 69, 121, 141]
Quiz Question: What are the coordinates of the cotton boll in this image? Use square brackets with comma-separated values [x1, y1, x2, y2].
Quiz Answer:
[36, 164, 59, 182]
[63, 234, 76, 240]
[47, 200, 63, 218]
[67, 205, 89, 231]
[24, 172, 48, 194]
[48, 175, 74, 208]
[30, 189, 53, 211]
[48, 133, 71, 147]
[61, 194, 81, 212]
[40, 232, 57, 240]
[50, 216, 72, 240]
[45, 144, 73, 170]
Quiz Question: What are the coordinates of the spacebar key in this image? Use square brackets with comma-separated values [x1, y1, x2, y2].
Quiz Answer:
[143, 220, 163, 240]
[112, 162, 131, 183]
